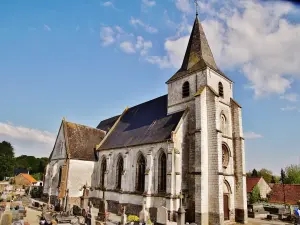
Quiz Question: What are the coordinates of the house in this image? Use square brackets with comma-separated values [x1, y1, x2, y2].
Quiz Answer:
[43, 120, 105, 209]
[44, 14, 248, 225]
[246, 177, 271, 201]
[269, 184, 300, 205]
[14, 173, 37, 186]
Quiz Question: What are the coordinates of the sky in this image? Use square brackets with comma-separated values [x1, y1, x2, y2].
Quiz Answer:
[0, 0, 300, 175]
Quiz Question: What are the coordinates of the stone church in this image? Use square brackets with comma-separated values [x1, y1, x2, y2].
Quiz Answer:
[44, 15, 248, 225]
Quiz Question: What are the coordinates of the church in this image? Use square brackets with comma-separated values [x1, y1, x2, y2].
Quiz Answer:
[44, 15, 248, 225]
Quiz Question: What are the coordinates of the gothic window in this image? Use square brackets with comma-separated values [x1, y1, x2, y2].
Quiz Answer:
[219, 82, 224, 98]
[182, 81, 190, 98]
[136, 154, 146, 192]
[116, 156, 124, 190]
[158, 152, 167, 193]
[222, 144, 230, 168]
[221, 114, 226, 134]
[57, 166, 62, 187]
[100, 157, 107, 188]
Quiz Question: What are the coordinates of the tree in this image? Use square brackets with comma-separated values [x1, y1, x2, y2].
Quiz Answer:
[252, 169, 258, 177]
[250, 185, 261, 204]
[259, 168, 273, 183]
[0, 141, 15, 180]
[285, 164, 300, 184]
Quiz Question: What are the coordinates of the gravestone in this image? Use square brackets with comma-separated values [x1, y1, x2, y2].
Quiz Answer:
[157, 206, 168, 225]
[139, 201, 150, 224]
[121, 206, 127, 225]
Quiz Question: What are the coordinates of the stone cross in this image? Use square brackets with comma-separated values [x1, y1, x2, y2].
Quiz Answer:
[179, 191, 183, 207]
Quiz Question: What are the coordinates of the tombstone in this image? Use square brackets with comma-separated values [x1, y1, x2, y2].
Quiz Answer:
[157, 206, 168, 225]
[139, 201, 150, 224]
[177, 192, 186, 225]
[121, 206, 127, 225]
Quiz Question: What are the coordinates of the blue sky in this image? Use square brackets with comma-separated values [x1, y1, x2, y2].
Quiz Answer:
[0, 0, 300, 175]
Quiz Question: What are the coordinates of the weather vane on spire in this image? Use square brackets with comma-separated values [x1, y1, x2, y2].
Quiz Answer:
[194, 0, 199, 16]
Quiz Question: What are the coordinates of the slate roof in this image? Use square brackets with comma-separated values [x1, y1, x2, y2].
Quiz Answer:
[98, 95, 185, 150]
[269, 184, 300, 205]
[97, 115, 120, 132]
[167, 17, 231, 84]
[65, 121, 106, 161]
[246, 177, 261, 193]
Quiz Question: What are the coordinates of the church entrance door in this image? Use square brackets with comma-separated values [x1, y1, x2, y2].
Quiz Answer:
[223, 194, 229, 221]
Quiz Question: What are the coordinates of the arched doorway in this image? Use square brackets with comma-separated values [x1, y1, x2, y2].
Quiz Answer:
[223, 181, 231, 221]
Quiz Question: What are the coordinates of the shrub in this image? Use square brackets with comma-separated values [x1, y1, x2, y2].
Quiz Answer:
[147, 218, 152, 224]
[0, 213, 12, 224]
[127, 215, 139, 222]
[250, 185, 260, 204]
[30, 186, 43, 198]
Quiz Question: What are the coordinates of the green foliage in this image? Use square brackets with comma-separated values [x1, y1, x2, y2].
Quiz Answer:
[250, 185, 261, 204]
[247, 168, 273, 183]
[32, 172, 43, 181]
[147, 218, 152, 224]
[284, 164, 300, 184]
[127, 215, 140, 222]
[15, 155, 48, 174]
[30, 186, 43, 198]
[0, 141, 15, 180]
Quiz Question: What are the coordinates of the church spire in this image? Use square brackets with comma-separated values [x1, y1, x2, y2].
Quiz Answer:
[180, 16, 218, 71]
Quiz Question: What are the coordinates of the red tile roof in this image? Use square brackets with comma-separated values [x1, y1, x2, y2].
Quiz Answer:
[246, 177, 261, 193]
[269, 184, 300, 205]
[20, 173, 37, 183]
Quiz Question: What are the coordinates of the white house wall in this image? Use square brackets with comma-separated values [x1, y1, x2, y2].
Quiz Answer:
[67, 159, 94, 197]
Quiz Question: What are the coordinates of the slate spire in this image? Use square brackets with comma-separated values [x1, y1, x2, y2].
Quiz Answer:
[180, 16, 218, 71]
[166, 16, 230, 83]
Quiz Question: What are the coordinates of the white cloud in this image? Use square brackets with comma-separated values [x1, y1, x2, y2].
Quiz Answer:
[147, 0, 300, 97]
[175, 0, 193, 14]
[100, 26, 115, 46]
[102, 1, 113, 7]
[120, 41, 136, 54]
[280, 93, 298, 102]
[142, 0, 156, 7]
[43, 24, 51, 32]
[100, 26, 152, 56]
[0, 122, 55, 157]
[130, 17, 158, 33]
[136, 36, 152, 56]
[244, 131, 263, 140]
[280, 106, 297, 111]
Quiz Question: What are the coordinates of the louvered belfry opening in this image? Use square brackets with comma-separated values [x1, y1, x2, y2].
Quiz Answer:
[136, 154, 146, 192]
[116, 156, 123, 190]
[182, 81, 190, 98]
[158, 152, 167, 193]
[100, 158, 107, 188]
[219, 82, 224, 98]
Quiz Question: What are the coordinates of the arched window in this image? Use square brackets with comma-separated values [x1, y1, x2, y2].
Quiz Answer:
[221, 114, 226, 134]
[182, 81, 190, 98]
[135, 154, 146, 192]
[218, 82, 224, 98]
[116, 156, 123, 190]
[158, 152, 167, 193]
[100, 157, 107, 188]
[222, 144, 230, 168]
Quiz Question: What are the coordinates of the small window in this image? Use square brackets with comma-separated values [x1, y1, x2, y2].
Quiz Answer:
[57, 167, 62, 187]
[219, 82, 224, 98]
[222, 144, 230, 168]
[182, 81, 190, 98]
